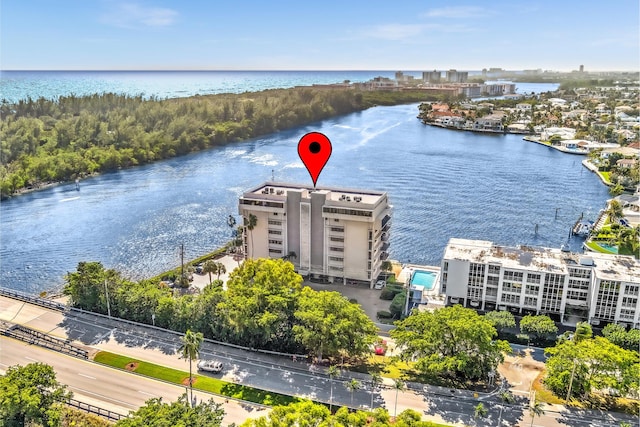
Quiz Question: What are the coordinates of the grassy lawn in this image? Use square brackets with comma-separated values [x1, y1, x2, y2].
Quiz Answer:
[585, 241, 617, 254]
[599, 171, 611, 183]
[94, 351, 299, 406]
[532, 370, 564, 405]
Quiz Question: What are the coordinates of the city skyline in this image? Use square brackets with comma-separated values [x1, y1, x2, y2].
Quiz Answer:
[1, 0, 638, 71]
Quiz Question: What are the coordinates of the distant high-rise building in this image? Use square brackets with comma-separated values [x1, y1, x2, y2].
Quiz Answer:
[422, 70, 441, 83]
[446, 69, 468, 83]
[579, 64, 584, 73]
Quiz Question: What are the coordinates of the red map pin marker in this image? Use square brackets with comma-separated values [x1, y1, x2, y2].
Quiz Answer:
[298, 132, 332, 188]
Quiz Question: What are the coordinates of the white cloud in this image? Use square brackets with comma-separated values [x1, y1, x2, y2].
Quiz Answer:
[423, 6, 489, 19]
[101, 3, 178, 28]
[361, 24, 426, 41]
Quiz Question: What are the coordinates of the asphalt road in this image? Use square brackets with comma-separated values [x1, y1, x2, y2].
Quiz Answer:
[0, 336, 269, 425]
[1, 295, 638, 427]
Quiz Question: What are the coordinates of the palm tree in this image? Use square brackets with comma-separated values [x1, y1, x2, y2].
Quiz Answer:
[529, 401, 545, 427]
[393, 378, 406, 417]
[178, 329, 203, 407]
[244, 213, 257, 258]
[474, 402, 488, 420]
[605, 199, 623, 224]
[370, 373, 383, 409]
[202, 260, 216, 284]
[214, 261, 226, 281]
[328, 365, 340, 412]
[345, 378, 361, 407]
[573, 322, 592, 343]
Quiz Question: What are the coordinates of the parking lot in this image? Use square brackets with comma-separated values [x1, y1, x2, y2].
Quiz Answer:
[304, 280, 390, 322]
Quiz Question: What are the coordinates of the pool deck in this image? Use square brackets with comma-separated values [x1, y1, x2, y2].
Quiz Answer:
[399, 264, 442, 297]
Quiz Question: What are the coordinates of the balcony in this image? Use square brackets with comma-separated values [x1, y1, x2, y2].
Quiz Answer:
[380, 251, 389, 261]
[381, 214, 391, 231]
[381, 242, 390, 252]
[381, 232, 389, 242]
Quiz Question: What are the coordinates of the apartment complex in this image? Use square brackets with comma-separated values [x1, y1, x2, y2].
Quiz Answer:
[441, 238, 640, 327]
[238, 182, 392, 287]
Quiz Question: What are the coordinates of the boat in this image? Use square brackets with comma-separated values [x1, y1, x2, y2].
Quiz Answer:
[572, 218, 594, 237]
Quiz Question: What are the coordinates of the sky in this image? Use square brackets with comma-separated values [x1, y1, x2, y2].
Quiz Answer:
[1, 0, 638, 71]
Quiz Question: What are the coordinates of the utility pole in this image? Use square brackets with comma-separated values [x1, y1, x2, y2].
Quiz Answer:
[104, 279, 111, 318]
[180, 243, 185, 286]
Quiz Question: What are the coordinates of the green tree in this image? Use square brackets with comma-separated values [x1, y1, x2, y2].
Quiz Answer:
[239, 401, 330, 426]
[484, 310, 516, 333]
[391, 305, 511, 382]
[293, 287, 378, 361]
[244, 213, 257, 258]
[605, 199, 624, 224]
[0, 363, 72, 427]
[202, 259, 217, 284]
[345, 378, 361, 407]
[473, 402, 488, 419]
[519, 314, 558, 343]
[214, 261, 226, 281]
[178, 329, 204, 407]
[218, 258, 303, 351]
[544, 336, 639, 399]
[602, 323, 640, 351]
[529, 402, 545, 427]
[116, 394, 223, 427]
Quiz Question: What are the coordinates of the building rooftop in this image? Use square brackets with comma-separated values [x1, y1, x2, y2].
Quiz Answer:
[241, 181, 387, 206]
[443, 238, 640, 282]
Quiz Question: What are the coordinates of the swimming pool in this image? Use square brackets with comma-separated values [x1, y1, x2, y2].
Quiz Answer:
[410, 270, 437, 291]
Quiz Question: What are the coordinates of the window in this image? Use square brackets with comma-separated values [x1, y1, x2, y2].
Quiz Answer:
[467, 288, 483, 300]
[268, 229, 282, 235]
[625, 285, 639, 296]
[268, 239, 282, 245]
[501, 293, 520, 304]
[568, 268, 591, 279]
[323, 207, 373, 217]
[240, 199, 284, 208]
[526, 273, 541, 284]
[524, 297, 537, 307]
[488, 264, 500, 275]
[541, 273, 565, 313]
[330, 237, 344, 242]
[268, 220, 282, 226]
[329, 247, 344, 252]
[594, 280, 621, 320]
[503, 271, 523, 282]
[525, 284, 539, 295]
[330, 227, 344, 232]
[329, 256, 344, 262]
[269, 249, 282, 254]
[329, 266, 343, 271]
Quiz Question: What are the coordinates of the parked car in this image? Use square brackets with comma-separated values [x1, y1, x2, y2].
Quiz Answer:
[374, 280, 386, 290]
[197, 360, 223, 373]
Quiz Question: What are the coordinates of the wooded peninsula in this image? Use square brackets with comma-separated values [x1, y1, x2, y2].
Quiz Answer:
[0, 88, 443, 199]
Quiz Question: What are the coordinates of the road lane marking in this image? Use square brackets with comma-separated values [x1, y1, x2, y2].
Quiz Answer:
[78, 373, 96, 379]
[24, 356, 38, 362]
[70, 386, 136, 408]
[138, 390, 157, 397]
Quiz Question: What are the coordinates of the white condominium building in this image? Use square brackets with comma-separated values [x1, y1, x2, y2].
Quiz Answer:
[441, 238, 640, 328]
[238, 182, 392, 287]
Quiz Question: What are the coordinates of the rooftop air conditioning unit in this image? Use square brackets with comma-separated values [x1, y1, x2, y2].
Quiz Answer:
[579, 257, 594, 266]
[346, 196, 351, 201]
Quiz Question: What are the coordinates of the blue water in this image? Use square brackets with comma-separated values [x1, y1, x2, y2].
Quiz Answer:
[411, 271, 437, 291]
[0, 71, 557, 103]
[1, 72, 593, 293]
